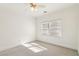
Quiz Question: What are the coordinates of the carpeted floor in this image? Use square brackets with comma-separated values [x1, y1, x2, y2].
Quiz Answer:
[0, 40, 78, 56]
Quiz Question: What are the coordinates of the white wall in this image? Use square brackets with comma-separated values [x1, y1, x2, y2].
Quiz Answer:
[36, 5, 78, 50]
[78, 10, 79, 54]
[77, 4, 79, 54]
[0, 4, 35, 51]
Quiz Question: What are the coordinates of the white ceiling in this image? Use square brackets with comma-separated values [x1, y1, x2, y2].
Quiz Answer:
[0, 3, 76, 17]
[26, 3, 75, 17]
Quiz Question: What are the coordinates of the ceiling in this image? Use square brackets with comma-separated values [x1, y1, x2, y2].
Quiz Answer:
[0, 3, 76, 17]
[26, 3, 75, 17]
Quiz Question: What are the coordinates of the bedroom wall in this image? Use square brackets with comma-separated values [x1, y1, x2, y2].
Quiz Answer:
[36, 5, 78, 50]
[77, 4, 79, 54]
[78, 9, 79, 54]
[0, 4, 36, 51]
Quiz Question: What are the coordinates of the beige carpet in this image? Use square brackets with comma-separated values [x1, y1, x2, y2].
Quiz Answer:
[0, 40, 78, 56]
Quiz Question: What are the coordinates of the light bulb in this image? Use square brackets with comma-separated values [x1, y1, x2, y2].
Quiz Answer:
[31, 7, 37, 11]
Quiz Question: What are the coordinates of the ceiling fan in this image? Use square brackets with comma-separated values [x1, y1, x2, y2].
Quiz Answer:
[29, 3, 46, 11]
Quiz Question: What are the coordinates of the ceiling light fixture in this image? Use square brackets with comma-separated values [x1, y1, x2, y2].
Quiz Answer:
[30, 3, 37, 11]
[29, 3, 46, 12]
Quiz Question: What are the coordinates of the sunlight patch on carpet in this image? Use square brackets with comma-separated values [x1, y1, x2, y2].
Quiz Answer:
[22, 42, 47, 53]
